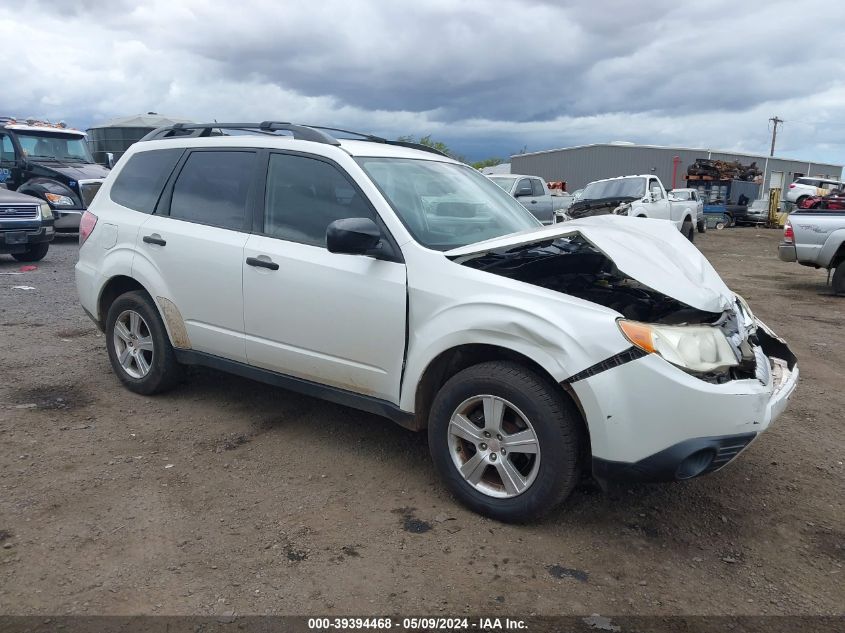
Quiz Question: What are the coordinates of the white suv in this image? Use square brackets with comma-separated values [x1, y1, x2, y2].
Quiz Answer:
[75, 122, 799, 521]
[785, 176, 844, 206]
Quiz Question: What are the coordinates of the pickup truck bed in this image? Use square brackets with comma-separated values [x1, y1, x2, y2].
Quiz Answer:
[779, 209, 845, 294]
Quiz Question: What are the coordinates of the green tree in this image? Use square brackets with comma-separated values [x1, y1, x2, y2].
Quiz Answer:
[471, 157, 504, 170]
[396, 135, 465, 163]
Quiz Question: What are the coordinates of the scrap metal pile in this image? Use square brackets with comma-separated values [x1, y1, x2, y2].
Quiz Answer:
[687, 158, 762, 182]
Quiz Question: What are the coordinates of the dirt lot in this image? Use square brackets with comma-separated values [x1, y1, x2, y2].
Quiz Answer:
[0, 229, 842, 617]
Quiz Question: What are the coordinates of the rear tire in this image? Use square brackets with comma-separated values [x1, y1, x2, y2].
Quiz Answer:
[683, 219, 695, 242]
[832, 264, 845, 296]
[105, 290, 182, 395]
[11, 243, 49, 262]
[428, 361, 581, 522]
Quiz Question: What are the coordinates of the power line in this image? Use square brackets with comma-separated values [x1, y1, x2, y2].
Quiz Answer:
[769, 116, 783, 156]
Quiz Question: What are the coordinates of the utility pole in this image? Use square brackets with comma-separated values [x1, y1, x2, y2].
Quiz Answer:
[769, 116, 783, 156]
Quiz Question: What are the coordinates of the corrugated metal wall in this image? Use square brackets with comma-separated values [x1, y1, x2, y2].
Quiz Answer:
[510, 145, 843, 195]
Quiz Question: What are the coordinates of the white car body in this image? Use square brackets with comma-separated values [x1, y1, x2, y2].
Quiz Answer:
[75, 128, 798, 519]
[784, 176, 844, 204]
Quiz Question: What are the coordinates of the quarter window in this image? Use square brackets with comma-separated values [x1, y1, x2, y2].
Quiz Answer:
[110, 148, 183, 214]
[169, 151, 256, 230]
[263, 153, 375, 247]
[530, 179, 545, 197]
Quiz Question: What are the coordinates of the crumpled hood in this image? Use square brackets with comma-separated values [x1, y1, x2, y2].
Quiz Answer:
[446, 215, 734, 314]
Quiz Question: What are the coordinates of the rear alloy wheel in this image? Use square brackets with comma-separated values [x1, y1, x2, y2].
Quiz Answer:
[682, 219, 695, 242]
[105, 290, 182, 395]
[11, 243, 49, 262]
[428, 361, 581, 522]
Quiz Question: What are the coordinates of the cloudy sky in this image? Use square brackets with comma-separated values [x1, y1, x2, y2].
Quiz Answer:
[3, 0, 845, 162]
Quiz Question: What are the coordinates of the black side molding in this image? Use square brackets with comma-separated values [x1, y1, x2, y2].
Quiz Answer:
[173, 350, 419, 430]
[563, 347, 647, 384]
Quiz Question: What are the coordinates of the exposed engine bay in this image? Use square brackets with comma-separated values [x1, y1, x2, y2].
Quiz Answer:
[457, 236, 710, 323]
[455, 235, 792, 384]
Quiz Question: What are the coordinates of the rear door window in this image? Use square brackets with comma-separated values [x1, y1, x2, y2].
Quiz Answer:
[110, 148, 183, 213]
[530, 179, 545, 197]
[169, 151, 257, 231]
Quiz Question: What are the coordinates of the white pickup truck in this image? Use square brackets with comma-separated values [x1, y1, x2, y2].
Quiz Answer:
[566, 175, 699, 241]
[488, 174, 570, 224]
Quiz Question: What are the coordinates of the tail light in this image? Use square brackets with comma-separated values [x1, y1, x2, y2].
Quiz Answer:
[788, 183, 796, 189]
[783, 222, 794, 244]
[79, 211, 98, 245]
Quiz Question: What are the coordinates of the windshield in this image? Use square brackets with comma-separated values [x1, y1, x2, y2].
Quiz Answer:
[15, 131, 94, 163]
[357, 158, 540, 250]
[670, 190, 692, 200]
[581, 177, 646, 200]
[488, 176, 517, 191]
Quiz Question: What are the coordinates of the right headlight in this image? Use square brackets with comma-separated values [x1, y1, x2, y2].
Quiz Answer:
[618, 319, 738, 373]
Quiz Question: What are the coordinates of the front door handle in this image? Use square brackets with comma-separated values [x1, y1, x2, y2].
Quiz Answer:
[530, 200, 537, 204]
[246, 256, 279, 271]
[143, 234, 166, 246]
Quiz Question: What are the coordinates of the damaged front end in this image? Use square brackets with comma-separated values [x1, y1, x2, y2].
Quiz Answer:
[451, 230, 796, 386]
[567, 196, 636, 220]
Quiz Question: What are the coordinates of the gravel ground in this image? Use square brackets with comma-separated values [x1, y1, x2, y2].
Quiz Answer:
[0, 229, 842, 616]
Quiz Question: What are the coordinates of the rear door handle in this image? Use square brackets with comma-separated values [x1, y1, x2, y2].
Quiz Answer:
[143, 234, 166, 246]
[246, 256, 279, 271]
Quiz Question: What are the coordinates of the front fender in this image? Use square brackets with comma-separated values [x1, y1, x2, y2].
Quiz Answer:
[399, 294, 627, 412]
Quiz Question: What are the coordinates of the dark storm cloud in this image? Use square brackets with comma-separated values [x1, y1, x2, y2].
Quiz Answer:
[5, 0, 845, 161]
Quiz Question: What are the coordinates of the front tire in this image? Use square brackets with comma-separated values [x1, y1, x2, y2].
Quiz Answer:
[682, 219, 695, 242]
[11, 243, 49, 262]
[697, 218, 707, 233]
[428, 361, 581, 522]
[105, 290, 182, 395]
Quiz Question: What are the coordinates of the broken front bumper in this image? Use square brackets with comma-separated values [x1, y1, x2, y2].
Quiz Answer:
[570, 321, 798, 483]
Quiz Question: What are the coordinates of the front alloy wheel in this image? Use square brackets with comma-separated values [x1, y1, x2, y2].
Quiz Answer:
[428, 361, 581, 522]
[113, 309, 154, 378]
[448, 395, 541, 498]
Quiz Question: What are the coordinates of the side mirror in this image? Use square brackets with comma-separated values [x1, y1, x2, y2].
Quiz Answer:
[650, 188, 661, 201]
[326, 217, 382, 256]
[106, 152, 115, 169]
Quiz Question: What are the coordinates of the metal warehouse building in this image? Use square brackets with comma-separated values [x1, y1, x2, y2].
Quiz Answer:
[510, 143, 843, 196]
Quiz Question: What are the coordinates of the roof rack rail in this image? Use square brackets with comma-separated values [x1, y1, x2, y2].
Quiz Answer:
[303, 125, 449, 157]
[139, 120, 451, 157]
[139, 121, 342, 145]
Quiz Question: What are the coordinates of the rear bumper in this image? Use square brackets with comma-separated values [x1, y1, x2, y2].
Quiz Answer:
[778, 242, 797, 262]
